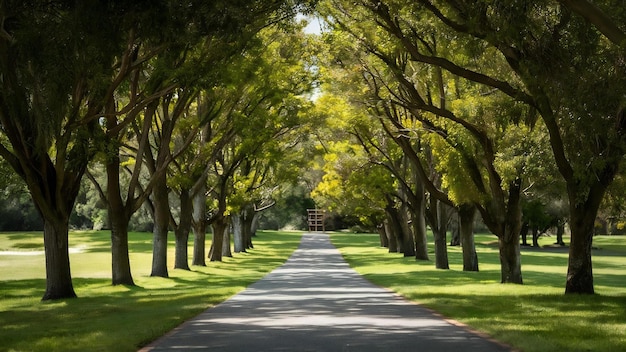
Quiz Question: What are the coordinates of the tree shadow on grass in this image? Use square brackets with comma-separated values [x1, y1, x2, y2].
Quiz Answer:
[0, 275, 260, 352]
[331, 233, 626, 352]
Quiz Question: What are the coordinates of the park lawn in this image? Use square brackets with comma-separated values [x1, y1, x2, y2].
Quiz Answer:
[331, 232, 626, 352]
[0, 230, 303, 352]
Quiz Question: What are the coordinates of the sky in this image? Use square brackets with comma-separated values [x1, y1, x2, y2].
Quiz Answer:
[298, 14, 324, 35]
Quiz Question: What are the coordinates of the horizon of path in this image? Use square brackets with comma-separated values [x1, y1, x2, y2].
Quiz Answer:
[140, 233, 511, 352]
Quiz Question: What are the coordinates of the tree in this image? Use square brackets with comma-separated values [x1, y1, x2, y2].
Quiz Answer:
[404, 0, 626, 294]
[320, 0, 559, 282]
[227, 24, 317, 251]
[136, 0, 310, 274]
[0, 1, 153, 300]
[313, 31, 428, 258]
[86, 46, 179, 285]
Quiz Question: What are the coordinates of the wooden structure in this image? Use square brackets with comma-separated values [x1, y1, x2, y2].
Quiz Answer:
[307, 209, 326, 232]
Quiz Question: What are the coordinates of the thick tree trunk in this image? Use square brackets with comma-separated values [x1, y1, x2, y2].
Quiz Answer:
[400, 207, 416, 257]
[27, 162, 84, 300]
[410, 196, 429, 261]
[209, 217, 227, 262]
[109, 210, 134, 285]
[433, 201, 450, 269]
[174, 228, 191, 270]
[242, 206, 255, 249]
[384, 220, 398, 253]
[480, 179, 523, 283]
[498, 180, 524, 284]
[174, 189, 192, 270]
[498, 233, 523, 284]
[377, 224, 389, 248]
[411, 204, 429, 261]
[106, 148, 135, 286]
[458, 204, 478, 272]
[410, 175, 428, 260]
[42, 219, 76, 300]
[232, 213, 245, 253]
[191, 187, 207, 266]
[433, 227, 448, 269]
[150, 174, 170, 277]
[385, 206, 405, 253]
[566, 196, 603, 294]
[222, 223, 232, 257]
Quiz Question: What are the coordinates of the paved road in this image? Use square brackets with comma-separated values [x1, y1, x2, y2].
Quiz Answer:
[141, 233, 511, 352]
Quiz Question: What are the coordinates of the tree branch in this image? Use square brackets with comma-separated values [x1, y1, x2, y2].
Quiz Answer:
[557, 0, 626, 47]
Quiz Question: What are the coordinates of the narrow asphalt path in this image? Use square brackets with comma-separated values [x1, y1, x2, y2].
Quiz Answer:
[141, 233, 511, 352]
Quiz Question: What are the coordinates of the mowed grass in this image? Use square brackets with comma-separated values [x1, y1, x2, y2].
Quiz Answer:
[0, 230, 303, 352]
[331, 232, 626, 352]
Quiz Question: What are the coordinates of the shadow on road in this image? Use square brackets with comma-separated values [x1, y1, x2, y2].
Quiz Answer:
[141, 234, 511, 352]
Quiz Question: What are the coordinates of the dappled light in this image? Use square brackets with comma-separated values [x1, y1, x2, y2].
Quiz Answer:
[1, 0, 626, 351]
[331, 233, 626, 352]
[143, 234, 509, 351]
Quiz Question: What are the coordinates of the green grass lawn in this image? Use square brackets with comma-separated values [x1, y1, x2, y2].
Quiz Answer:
[3, 230, 623, 352]
[0, 230, 303, 352]
[330, 232, 626, 352]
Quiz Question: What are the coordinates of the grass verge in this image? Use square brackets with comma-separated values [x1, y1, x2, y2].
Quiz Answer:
[0, 230, 302, 352]
[330, 232, 626, 352]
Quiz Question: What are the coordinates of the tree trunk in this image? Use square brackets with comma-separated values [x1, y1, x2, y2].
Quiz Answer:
[410, 173, 428, 260]
[411, 202, 429, 261]
[433, 201, 450, 269]
[26, 162, 84, 300]
[209, 216, 227, 261]
[498, 233, 523, 284]
[433, 227, 448, 269]
[232, 212, 245, 253]
[242, 206, 255, 249]
[565, 194, 603, 294]
[556, 222, 566, 246]
[400, 207, 416, 257]
[245, 211, 260, 249]
[250, 211, 261, 237]
[497, 180, 523, 284]
[106, 145, 135, 286]
[458, 204, 478, 272]
[384, 220, 398, 253]
[479, 179, 523, 283]
[174, 188, 192, 270]
[109, 209, 134, 285]
[222, 222, 232, 257]
[147, 107, 176, 277]
[385, 206, 405, 253]
[377, 223, 389, 248]
[174, 230, 191, 270]
[520, 221, 529, 246]
[42, 219, 76, 300]
[192, 186, 207, 266]
[450, 219, 460, 246]
[150, 173, 170, 277]
[532, 226, 540, 247]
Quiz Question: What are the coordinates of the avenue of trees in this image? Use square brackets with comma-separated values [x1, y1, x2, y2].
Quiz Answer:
[0, 0, 318, 300]
[310, 0, 626, 295]
[0, 0, 625, 300]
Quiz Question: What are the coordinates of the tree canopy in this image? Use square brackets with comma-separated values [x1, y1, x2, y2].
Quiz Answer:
[1, 0, 624, 299]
